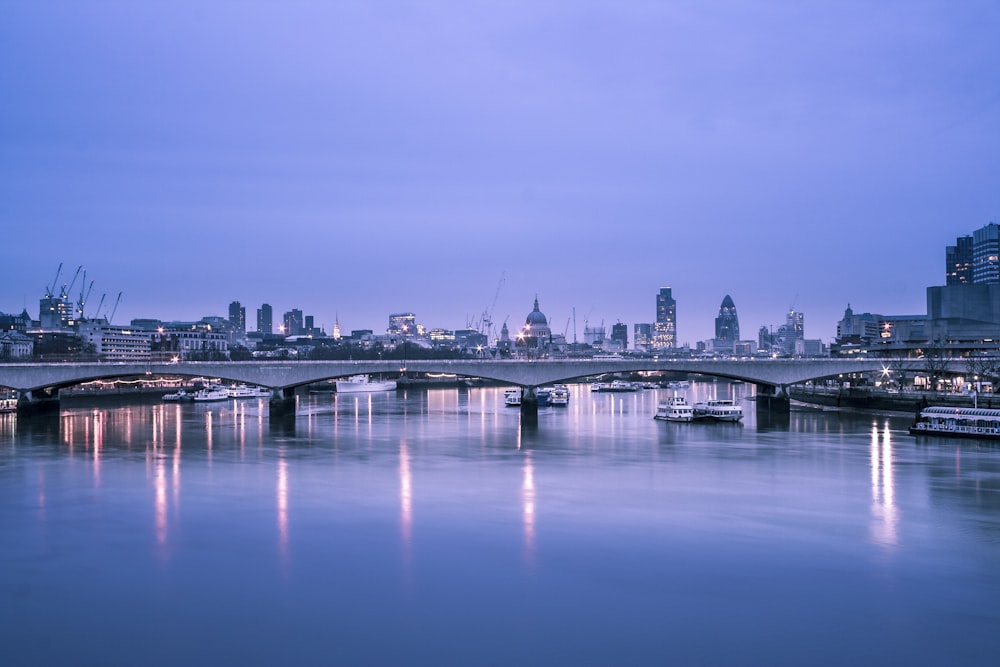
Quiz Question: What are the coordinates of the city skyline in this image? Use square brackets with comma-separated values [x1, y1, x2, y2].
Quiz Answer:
[2, 2, 997, 342]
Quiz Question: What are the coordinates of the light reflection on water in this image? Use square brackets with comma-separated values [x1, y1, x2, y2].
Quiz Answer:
[1, 383, 999, 666]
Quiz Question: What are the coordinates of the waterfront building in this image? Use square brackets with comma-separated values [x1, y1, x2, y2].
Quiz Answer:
[78, 322, 151, 362]
[946, 235, 973, 285]
[972, 223, 1000, 284]
[229, 301, 246, 333]
[39, 293, 76, 329]
[134, 320, 230, 361]
[653, 287, 676, 349]
[0, 330, 34, 360]
[257, 303, 273, 334]
[0, 309, 31, 334]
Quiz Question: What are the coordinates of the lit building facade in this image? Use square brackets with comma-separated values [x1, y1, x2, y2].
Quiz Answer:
[653, 287, 676, 349]
[946, 235, 973, 285]
[972, 222, 1000, 284]
[229, 301, 246, 333]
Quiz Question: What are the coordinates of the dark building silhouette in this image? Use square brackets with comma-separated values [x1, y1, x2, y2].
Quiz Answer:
[283, 309, 304, 336]
[714, 295, 739, 342]
[228, 301, 246, 333]
[257, 303, 273, 334]
[946, 235, 973, 285]
[611, 321, 628, 350]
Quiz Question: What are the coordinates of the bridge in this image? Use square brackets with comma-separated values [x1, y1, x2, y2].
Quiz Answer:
[0, 357, 955, 418]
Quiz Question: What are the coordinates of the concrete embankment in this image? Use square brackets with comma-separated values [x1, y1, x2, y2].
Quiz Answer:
[790, 386, 990, 414]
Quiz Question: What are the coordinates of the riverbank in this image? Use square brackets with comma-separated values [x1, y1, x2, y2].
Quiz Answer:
[790, 385, 991, 414]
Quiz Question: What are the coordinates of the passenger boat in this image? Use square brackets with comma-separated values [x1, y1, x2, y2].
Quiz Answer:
[654, 396, 694, 422]
[335, 374, 398, 393]
[192, 385, 230, 402]
[909, 406, 1000, 440]
[0, 398, 17, 413]
[504, 388, 522, 407]
[162, 389, 194, 402]
[548, 385, 570, 406]
[593, 380, 637, 393]
[693, 399, 743, 422]
[227, 384, 270, 399]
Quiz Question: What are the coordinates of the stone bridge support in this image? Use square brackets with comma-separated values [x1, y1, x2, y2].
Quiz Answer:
[16, 388, 60, 416]
[268, 387, 297, 431]
[520, 386, 539, 424]
[755, 383, 790, 414]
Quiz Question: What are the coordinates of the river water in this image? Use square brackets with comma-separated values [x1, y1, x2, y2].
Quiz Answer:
[1, 381, 998, 666]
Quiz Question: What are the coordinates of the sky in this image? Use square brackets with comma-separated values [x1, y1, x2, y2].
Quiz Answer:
[1, 1, 998, 344]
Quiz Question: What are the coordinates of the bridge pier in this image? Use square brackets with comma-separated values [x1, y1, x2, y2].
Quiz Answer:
[520, 386, 539, 425]
[755, 384, 790, 415]
[16, 388, 60, 417]
[269, 387, 297, 433]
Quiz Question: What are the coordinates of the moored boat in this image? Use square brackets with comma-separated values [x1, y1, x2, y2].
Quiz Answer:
[193, 385, 230, 402]
[909, 406, 1000, 439]
[693, 399, 743, 422]
[162, 389, 194, 402]
[335, 375, 398, 393]
[227, 384, 270, 399]
[548, 384, 570, 406]
[0, 397, 17, 413]
[654, 395, 694, 422]
[505, 388, 522, 407]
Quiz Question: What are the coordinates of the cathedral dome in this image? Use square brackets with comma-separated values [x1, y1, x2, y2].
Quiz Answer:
[525, 297, 548, 327]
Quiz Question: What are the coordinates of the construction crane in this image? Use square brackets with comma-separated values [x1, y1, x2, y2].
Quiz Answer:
[92, 293, 106, 322]
[45, 262, 63, 298]
[481, 271, 505, 341]
[109, 292, 122, 324]
[64, 265, 82, 301]
[78, 277, 93, 320]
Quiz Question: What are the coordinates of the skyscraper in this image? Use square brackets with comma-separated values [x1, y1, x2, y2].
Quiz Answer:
[256, 303, 273, 334]
[972, 223, 1000, 284]
[946, 235, 973, 285]
[653, 287, 676, 349]
[714, 295, 739, 342]
[228, 301, 246, 333]
[283, 309, 304, 336]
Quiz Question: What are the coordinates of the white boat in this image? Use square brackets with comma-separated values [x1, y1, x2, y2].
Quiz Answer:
[227, 384, 270, 399]
[667, 380, 690, 389]
[504, 388, 522, 407]
[162, 389, 193, 402]
[654, 396, 694, 422]
[0, 398, 17, 413]
[549, 385, 570, 406]
[335, 374, 397, 393]
[693, 399, 744, 422]
[909, 406, 1000, 439]
[193, 385, 230, 402]
[590, 382, 608, 392]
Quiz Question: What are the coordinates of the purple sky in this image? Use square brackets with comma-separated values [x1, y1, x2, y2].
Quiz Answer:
[2, 1, 997, 344]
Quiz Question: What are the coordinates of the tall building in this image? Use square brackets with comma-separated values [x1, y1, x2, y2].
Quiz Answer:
[228, 301, 246, 333]
[653, 287, 676, 349]
[714, 295, 739, 342]
[972, 223, 1000, 284]
[256, 303, 273, 334]
[946, 235, 973, 285]
[389, 312, 416, 334]
[283, 309, 304, 336]
[611, 322, 628, 350]
[634, 323, 653, 351]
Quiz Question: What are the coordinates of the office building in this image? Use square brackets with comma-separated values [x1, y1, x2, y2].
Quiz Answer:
[714, 295, 739, 342]
[972, 223, 1000, 284]
[946, 235, 973, 285]
[653, 287, 676, 349]
[229, 301, 246, 333]
[257, 303, 273, 334]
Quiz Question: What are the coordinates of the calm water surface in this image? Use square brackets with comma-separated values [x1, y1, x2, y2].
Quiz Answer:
[1, 382, 998, 666]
